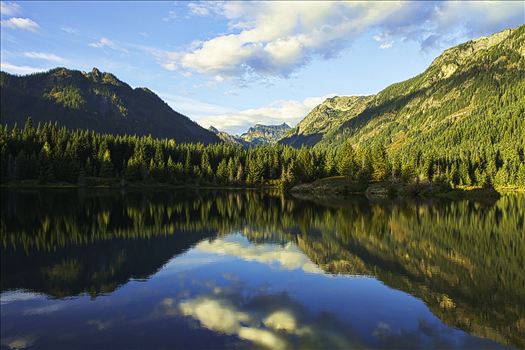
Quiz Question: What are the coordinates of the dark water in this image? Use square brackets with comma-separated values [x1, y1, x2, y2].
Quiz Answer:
[1, 189, 524, 350]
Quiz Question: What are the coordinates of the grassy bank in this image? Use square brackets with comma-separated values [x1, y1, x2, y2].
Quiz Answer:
[290, 176, 518, 200]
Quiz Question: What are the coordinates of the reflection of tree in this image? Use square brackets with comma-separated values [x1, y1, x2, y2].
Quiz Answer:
[1, 189, 524, 348]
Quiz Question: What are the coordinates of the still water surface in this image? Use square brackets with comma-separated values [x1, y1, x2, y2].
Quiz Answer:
[1, 189, 524, 349]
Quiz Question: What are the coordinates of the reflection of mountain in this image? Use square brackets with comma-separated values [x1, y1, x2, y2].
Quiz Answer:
[1, 189, 524, 348]
[1, 231, 213, 298]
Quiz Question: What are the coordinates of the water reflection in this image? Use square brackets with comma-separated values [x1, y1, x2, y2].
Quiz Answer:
[1, 189, 523, 349]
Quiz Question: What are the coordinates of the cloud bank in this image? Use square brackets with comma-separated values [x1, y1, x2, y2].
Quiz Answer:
[173, 94, 335, 134]
[163, 1, 523, 80]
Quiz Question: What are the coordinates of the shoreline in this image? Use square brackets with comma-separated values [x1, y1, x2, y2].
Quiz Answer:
[2, 178, 523, 199]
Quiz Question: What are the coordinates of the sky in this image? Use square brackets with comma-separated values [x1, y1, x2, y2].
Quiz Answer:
[1, 1, 523, 134]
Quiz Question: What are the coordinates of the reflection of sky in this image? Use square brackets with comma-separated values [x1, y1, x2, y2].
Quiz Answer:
[193, 234, 323, 274]
[0, 234, 513, 350]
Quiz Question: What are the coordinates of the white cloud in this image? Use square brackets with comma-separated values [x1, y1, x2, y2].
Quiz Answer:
[162, 10, 177, 22]
[159, 93, 235, 119]
[61, 26, 78, 34]
[0, 61, 46, 75]
[373, 33, 394, 49]
[89, 37, 128, 53]
[89, 37, 116, 48]
[193, 93, 336, 134]
[162, 1, 523, 79]
[0, 1, 21, 17]
[187, 2, 211, 17]
[0, 17, 39, 31]
[23, 51, 67, 63]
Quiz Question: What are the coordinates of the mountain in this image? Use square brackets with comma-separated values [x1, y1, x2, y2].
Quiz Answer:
[208, 126, 248, 146]
[240, 122, 291, 145]
[209, 123, 291, 146]
[280, 25, 525, 157]
[0, 67, 220, 144]
[280, 96, 372, 147]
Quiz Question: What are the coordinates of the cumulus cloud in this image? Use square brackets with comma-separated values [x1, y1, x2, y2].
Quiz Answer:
[162, 1, 523, 79]
[194, 235, 323, 273]
[0, 1, 21, 17]
[23, 51, 67, 63]
[0, 17, 39, 31]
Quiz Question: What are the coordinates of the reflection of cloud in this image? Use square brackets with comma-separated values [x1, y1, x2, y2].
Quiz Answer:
[1, 335, 36, 350]
[86, 319, 114, 331]
[371, 318, 509, 350]
[22, 304, 63, 315]
[175, 290, 357, 350]
[238, 327, 287, 350]
[0, 291, 40, 305]
[180, 298, 251, 334]
[195, 235, 322, 274]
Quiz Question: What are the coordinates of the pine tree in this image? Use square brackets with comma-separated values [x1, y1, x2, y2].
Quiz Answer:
[99, 149, 114, 178]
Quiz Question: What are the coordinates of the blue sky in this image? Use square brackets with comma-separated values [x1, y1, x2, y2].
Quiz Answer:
[1, 1, 523, 134]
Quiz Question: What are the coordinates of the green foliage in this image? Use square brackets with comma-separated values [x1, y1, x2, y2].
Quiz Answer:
[1, 67, 219, 143]
[1, 189, 524, 348]
[44, 86, 86, 110]
[280, 25, 525, 189]
[1, 117, 522, 188]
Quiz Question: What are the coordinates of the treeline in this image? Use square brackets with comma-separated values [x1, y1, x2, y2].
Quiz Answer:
[1, 117, 524, 188]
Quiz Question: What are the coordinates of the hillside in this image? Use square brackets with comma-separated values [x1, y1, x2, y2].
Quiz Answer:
[280, 96, 372, 147]
[280, 26, 525, 166]
[0, 67, 220, 144]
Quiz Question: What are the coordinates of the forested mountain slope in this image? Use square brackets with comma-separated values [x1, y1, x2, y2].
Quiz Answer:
[0, 67, 219, 144]
[280, 25, 525, 184]
[280, 96, 372, 147]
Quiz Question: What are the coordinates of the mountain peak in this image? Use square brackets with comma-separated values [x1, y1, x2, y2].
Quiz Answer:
[280, 23, 524, 150]
[241, 123, 291, 145]
[1, 66, 220, 143]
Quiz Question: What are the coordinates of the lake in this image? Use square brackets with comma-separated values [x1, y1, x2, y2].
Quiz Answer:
[1, 189, 523, 350]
